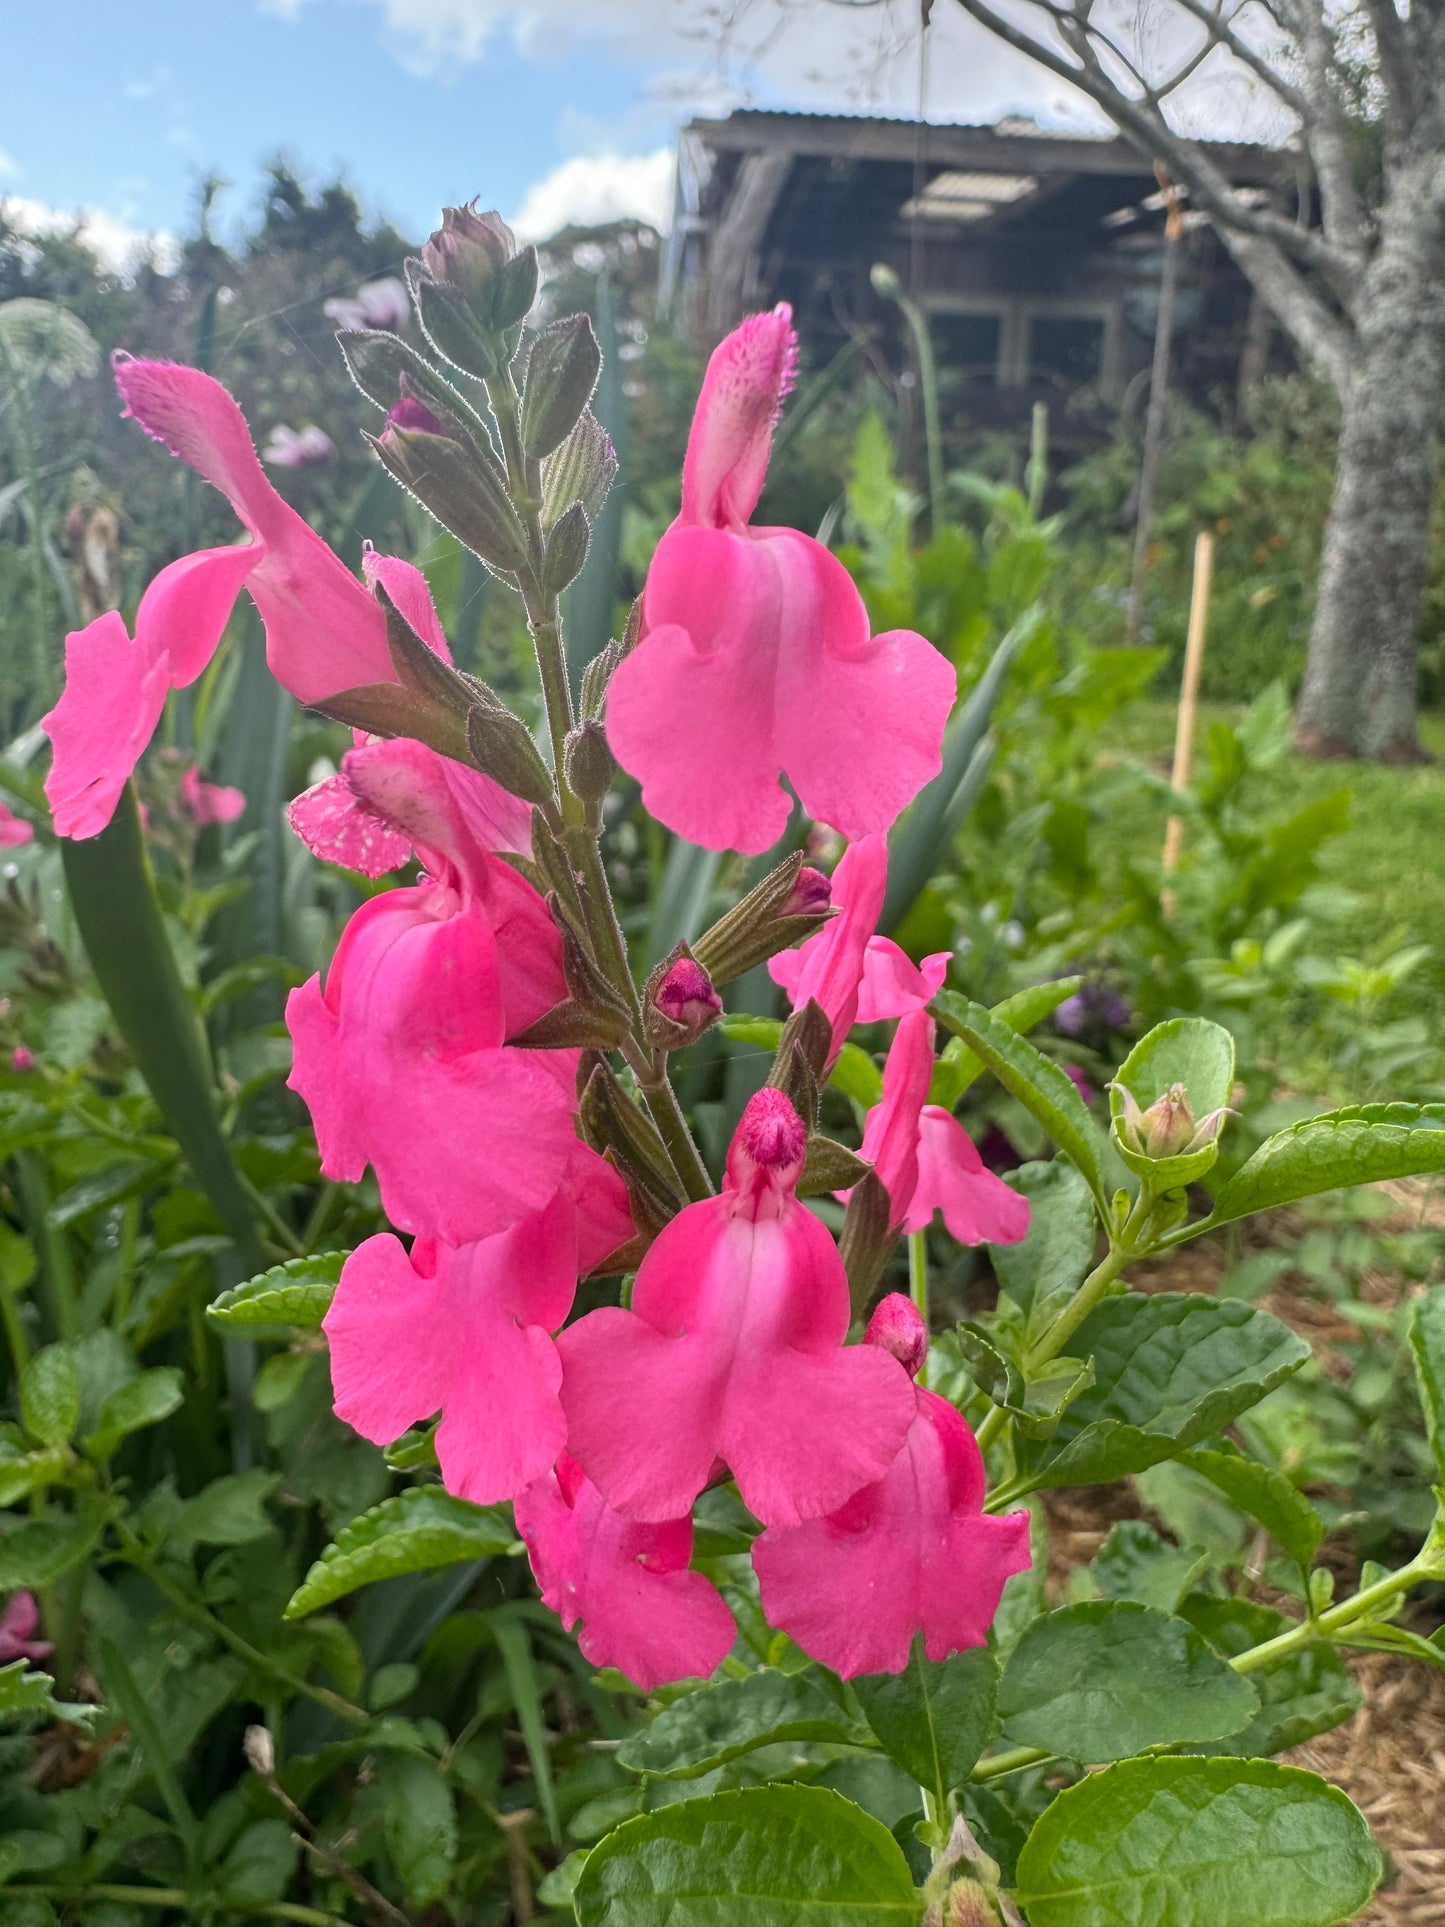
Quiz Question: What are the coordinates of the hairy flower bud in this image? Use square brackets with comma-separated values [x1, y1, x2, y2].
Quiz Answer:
[368, 406, 530, 575]
[644, 949, 722, 1052]
[564, 719, 616, 806]
[411, 206, 539, 377]
[689, 850, 834, 988]
[521, 315, 602, 461]
[422, 203, 516, 300]
[1114, 1079, 1229, 1162]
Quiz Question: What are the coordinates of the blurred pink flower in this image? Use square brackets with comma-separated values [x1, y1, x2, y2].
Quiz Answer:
[752, 1295, 1031, 1676]
[261, 423, 337, 470]
[0, 802, 33, 847]
[557, 1087, 915, 1527]
[606, 305, 955, 853]
[10, 1047, 35, 1074]
[516, 1454, 735, 1691]
[179, 764, 246, 826]
[0, 1592, 52, 1666]
[323, 276, 411, 333]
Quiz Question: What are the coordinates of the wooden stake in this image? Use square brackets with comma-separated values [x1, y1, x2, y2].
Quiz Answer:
[1162, 529, 1214, 899]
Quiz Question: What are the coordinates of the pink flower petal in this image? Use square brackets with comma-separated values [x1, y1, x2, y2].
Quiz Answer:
[752, 1389, 1032, 1677]
[361, 546, 452, 663]
[681, 303, 797, 530]
[768, 835, 888, 1061]
[113, 356, 394, 702]
[855, 939, 950, 1025]
[516, 1460, 735, 1690]
[287, 773, 415, 877]
[558, 1088, 914, 1525]
[853, 1009, 935, 1227]
[0, 802, 35, 848]
[43, 612, 170, 840]
[138, 541, 261, 687]
[905, 1106, 1031, 1245]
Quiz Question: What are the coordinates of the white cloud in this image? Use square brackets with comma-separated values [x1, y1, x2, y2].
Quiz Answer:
[0, 152, 19, 182]
[511, 148, 675, 240]
[2, 197, 179, 275]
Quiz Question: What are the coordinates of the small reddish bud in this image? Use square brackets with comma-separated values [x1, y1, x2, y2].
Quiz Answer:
[382, 395, 447, 442]
[785, 866, 832, 917]
[10, 1047, 34, 1073]
[1114, 1080, 1230, 1161]
[656, 958, 721, 1031]
[864, 1292, 929, 1379]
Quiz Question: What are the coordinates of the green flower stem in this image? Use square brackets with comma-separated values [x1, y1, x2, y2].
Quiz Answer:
[639, 1067, 715, 1203]
[971, 1743, 1052, 1783]
[908, 1231, 929, 1326]
[13, 1888, 351, 1926]
[113, 1520, 368, 1727]
[1026, 1239, 1131, 1374]
[973, 1401, 1007, 1453]
[14, 1152, 78, 1343]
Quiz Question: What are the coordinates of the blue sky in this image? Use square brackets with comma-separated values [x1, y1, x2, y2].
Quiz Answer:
[0, 0, 1082, 262]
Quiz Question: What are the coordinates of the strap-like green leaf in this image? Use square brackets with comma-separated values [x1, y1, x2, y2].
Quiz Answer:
[60, 786, 263, 1269]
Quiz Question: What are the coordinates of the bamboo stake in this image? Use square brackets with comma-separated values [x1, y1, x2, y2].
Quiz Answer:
[1162, 529, 1214, 903]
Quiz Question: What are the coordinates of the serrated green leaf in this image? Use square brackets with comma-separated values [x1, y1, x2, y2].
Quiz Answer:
[618, 1668, 862, 1780]
[1014, 1757, 1381, 1927]
[378, 1752, 457, 1908]
[931, 993, 1108, 1212]
[990, 1159, 1096, 1336]
[573, 1784, 920, 1925]
[928, 979, 1082, 1109]
[1180, 1447, 1323, 1577]
[173, 1469, 278, 1548]
[1207, 1103, 1445, 1228]
[997, 1602, 1258, 1761]
[0, 1513, 101, 1589]
[83, 1367, 184, 1461]
[207, 1252, 345, 1331]
[285, 1487, 517, 1618]
[20, 1345, 79, 1448]
[1028, 1295, 1310, 1488]
[1408, 1285, 1445, 1480]
[1178, 1596, 1359, 1756]
[853, 1642, 997, 1807]
[1091, 1520, 1210, 1614]
[0, 1659, 96, 1729]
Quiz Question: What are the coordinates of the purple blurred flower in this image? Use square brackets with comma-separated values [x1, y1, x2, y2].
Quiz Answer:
[323, 276, 410, 333]
[262, 424, 337, 471]
[1055, 981, 1130, 1039]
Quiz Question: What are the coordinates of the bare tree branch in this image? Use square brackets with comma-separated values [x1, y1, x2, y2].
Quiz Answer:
[1286, 0, 1372, 261]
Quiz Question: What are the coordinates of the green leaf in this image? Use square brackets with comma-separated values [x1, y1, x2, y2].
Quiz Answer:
[206, 1252, 346, 1332]
[1091, 1520, 1210, 1614]
[929, 978, 1083, 1110]
[572, 1784, 921, 1926]
[378, 1752, 457, 1909]
[219, 1819, 299, 1906]
[60, 787, 263, 1269]
[1207, 1102, 1445, 1228]
[931, 993, 1108, 1212]
[0, 1513, 101, 1588]
[997, 1602, 1257, 1762]
[173, 1469, 279, 1548]
[853, 1642, 997, 1806]
[1028, 1294, 1310, 1488]
[491, 1607, 561, 1845]
[617, 1669, 863, 1780]
[1014, 1758, 1381, 1927]
[83, 1367, 184, 1461]
[721, 1016, 884, 1112]
[99, 1637, 199, 1871]
[1109, 1018, 1235, 1187]
[20, 1344, 79, 1448]
[285, 1487, 517, 1618]
[1178, 1596, 1359, 1756]
[0, 1445, 70, 1507]
[0, 1659, 96, 1729]
[1408, 1285, 1445, 1480]
[1180, 1447, 1323, 1577]
[990, 1159, 1096, 1336]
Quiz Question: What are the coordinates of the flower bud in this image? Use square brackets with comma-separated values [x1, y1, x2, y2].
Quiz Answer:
[422, 204, 516, 302]
[1114, 1080, 1229, 1161]
[368, 409, 530, 575]
[243, 1724, 276, 1778]
[521, 315, 602, 462]
[380, 394, 447, 442]
[644, 950, 722, 1052]
[690, 850, 834, 987]
[564, 718, 616, 806]
[864, 1292, 929, 1379]
[541, 409, 617, 530]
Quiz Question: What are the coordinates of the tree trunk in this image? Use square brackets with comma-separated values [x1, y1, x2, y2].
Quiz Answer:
[1294, 164, 1445, 761]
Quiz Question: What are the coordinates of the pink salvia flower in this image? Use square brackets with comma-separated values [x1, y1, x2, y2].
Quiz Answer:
[261, 423, 337, 470]
[605, 305, 956, 854]
[10, 1047, 35, 1074]
[752, 1295, 1032, 1677]
[556, 1087, 916, 1527]
[179, 764, 246, 826]
[324, 277, 411, 334]
[0, 1591, 52, 1666]
[43, 358, 399, 840]
[849, 1012, 1030, 1247]
[0, 802, 34, 847]
[770, 835, 950, 1042]
[515, 1454, 736, 1691]
[325, 1143, 632, 1504]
